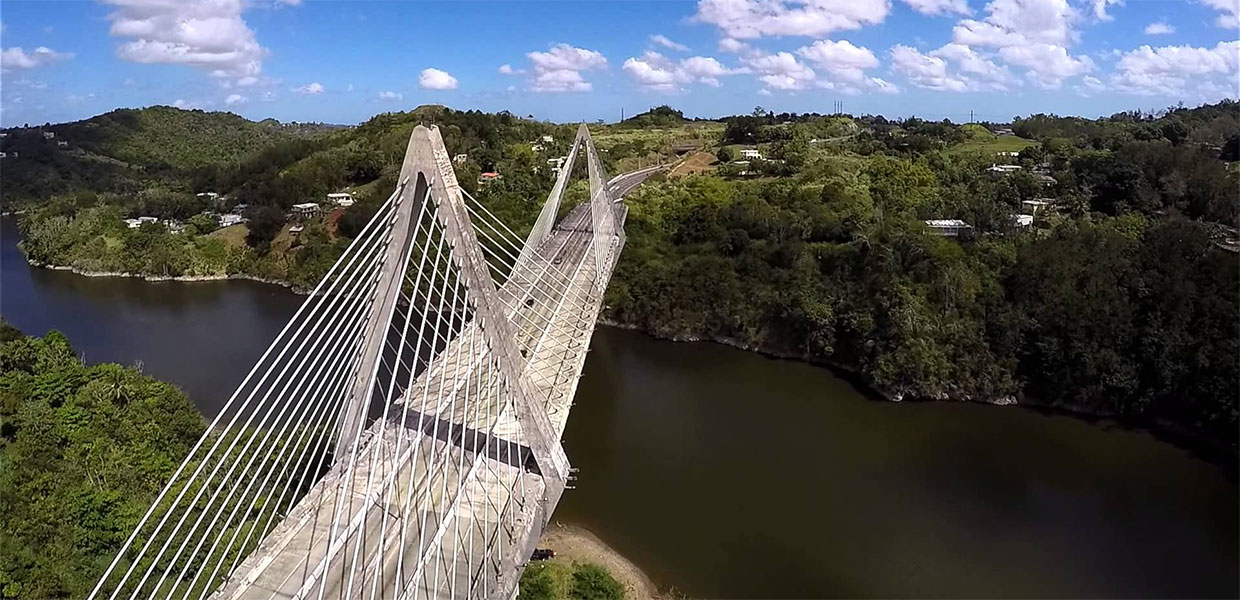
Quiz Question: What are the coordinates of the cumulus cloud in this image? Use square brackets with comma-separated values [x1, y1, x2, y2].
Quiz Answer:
[497, 63, 524, 75]
[650, 34, 690, 52]
[890, 45, 968, 91]
[0, 46, 73, 70]
[378, 90, 403, 100]
[745, 50, 817, 90]
[796, 39, 878, 83]
[952, 0, 1077, 47]
[293, 82, 324, 94]
[523, 43, 608, 92]
[1111, 40, 1239, 97]
[889, 43, 1014, 91]
[900, 0, 971, 16]
[224, 93, 246, 105]
[1090, 0, 1122, 21]
[693, 0, 889, 39]
[101, 0, 273, 85]
[1199, 0, 1239, 28]
[623, 51, 746, 92]
[999, 42, 1093, 88]
[419, 68, 458, 90]
[1143, 21, 1175, 35]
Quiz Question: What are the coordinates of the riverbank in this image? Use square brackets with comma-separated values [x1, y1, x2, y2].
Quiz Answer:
[538, 522, 662, 599]
[24, 259, 313, 294]
[598, 317, 1240, 470]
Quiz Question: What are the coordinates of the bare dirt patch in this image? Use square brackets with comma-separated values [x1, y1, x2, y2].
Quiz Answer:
[668, 151, 717, 178]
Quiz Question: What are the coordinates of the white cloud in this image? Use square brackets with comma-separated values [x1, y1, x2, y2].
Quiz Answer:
[172, 98, 206, 109]
[293, 82, 324, 94]
[224, 93, 246, 105]
[796, 39, 878, 83]
[718, 38, 753, 54]
[931, 43, 1010, 84]
[378, 90, 403, 100]
[745, 50, 817, 90]
[419, 68, 458, 90]
[693, 0, 889, 39]
[900, 0, 971, 16]
[1074, 74, 1105, 96]
[1112, 40, 1239, 96]
[952, 0, 1077, 47]
[890, 44, 969, 91]
[498, 63, 524, 75]
[524, 43, 608, 93]
[650, 34, 690, 52]
[1143, 21, 1175, 35]
[1091, 0, 1122, 21]
[1199, 0, 1239, 28]
[1, 46, 73, 70]
[622, 51, 746, 92]
[101, 0, 274, 85]
[999, 42, 1093, 88]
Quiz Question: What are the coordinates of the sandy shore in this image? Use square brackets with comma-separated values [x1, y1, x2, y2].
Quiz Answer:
[538, 521, 663, 599]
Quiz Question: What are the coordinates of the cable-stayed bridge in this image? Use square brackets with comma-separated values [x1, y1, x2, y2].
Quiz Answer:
[88, 123, 660, 600]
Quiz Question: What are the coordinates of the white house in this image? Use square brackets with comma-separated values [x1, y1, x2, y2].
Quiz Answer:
[740, 148, 762, 160]
[327, 192, 354, 207]
[125, 216, 160, 229]
[218, 213, 245, 227]
[1021, 199, 1051, 215]
[1012, 214, 1034, 229]
[987, 164, 1022, 175]
[291, 202, 320, 220]
[531, 143, 545, 152]
[197, 192, 220, 202]
[540, 135, 554, 143]
[924, 219, 974, 237]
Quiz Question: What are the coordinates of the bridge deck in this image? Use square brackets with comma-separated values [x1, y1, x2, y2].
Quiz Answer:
[211, 188, 624, 600]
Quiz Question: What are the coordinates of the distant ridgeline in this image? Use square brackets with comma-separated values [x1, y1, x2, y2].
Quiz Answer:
[8, 100, 1240, 453]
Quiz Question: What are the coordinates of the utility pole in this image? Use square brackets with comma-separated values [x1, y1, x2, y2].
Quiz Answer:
[621, 107, 624, 122]
[970, 109, 974, 123]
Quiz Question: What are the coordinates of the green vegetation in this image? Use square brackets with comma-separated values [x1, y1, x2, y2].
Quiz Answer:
[10, 100, 1240, 453]
[518, 561, 626, 600]
[607, 101, 1239, 450]
[0, 321, 204, 599]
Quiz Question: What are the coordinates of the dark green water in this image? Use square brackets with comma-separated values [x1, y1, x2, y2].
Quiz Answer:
[3, 216, 1236, 598]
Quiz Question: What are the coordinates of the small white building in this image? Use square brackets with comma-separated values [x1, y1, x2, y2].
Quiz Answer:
[125, 216, 160, 229]
[327, 192, 355, 207]
[218, 213, 245, 227]
[42, 131, 55, 140]
[291, 203, 320, 220]
[1022, 199, 1051, 215]
[289, 225, 305, 236]
[57, 140, 68, 148]
[197, 192, 220, 202]
[540, 135, 554, 143]
[987, 164, 1022, 175]
[452, 153, 468, 164]
[230, 203, 249, 215]
[1012, 214, 1034, 229]
[530, 143, 545, 152]
[740, 148, 762, 160]
[0, 152, 7, 159]
[924, 219, 974, 237]
[164, 220, 186, 234]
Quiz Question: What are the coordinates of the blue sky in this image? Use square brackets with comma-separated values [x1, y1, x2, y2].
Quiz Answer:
[1, 0, 1237, 126]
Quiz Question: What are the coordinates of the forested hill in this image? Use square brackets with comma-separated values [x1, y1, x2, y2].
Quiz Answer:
[0, 106, 339, 207]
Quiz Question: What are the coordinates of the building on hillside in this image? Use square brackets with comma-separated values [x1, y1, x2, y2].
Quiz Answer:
[218, 213, 245, 227]
[1021, 199, 1051, 216]
[994, 127, 1015, 136]
[740, 148, 762, 160]
[327, 192, 354, 207]
[453, 153, 468, 164]
[987, 164, 1022, 175]
[164, 220, 186, 234]
[42, 131, 55, 140]
[540, 135, 554, 143]
[230, 203, 250, 215]
[924, 219, 974, 237]
[531, 143, 545, 152]
[289, 225, 305, 236]
[995, 150, 1019, 157]
[291, 202, 320, 220]
[197, 192, 220, 203]
[1034, 173, 1057, 187]
[0, 152, 7, 159]
[125, 216, 160, 229]
[57, 140, 68, 148]
[478, 172, 502, 186]
[1012, 214, 1034, 229]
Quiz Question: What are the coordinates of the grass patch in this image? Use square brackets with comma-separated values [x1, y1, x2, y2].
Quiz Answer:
[948, 134, 1037, 156]
[518, 560, 626, 600]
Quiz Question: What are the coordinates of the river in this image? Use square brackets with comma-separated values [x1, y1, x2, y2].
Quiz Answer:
[2, 215, 1236, 598]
